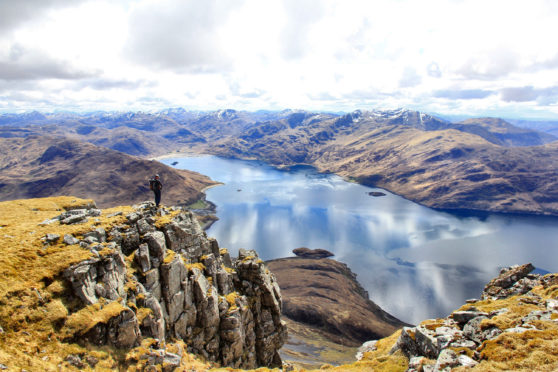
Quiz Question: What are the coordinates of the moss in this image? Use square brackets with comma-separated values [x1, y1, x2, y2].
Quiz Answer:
[136, 307, 153, 323]
[162, 249, 176, 264]
[62, 300, 127, 338]
[154, 210, 180, 229]
[186, 262, 206, 271]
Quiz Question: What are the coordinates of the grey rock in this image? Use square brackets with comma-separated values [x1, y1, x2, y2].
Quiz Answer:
[144, 231, 167, 264]
[63, 234, 79, 245]
[355, 340, 377, 361]
[546, 299, 558, 312]
[504, 326, 534, 334]
[87, 209, 102, 217]
[434, 349, 459, 371]
[522, 310, 552, 324]
[61, 213, 88, 225]
[463, 316, 488, 344]
[452, 310, 489, 326]
[457, 354, 478, 367]
[65, 354, 84, 369]
[136, 243, 151, 273]
[161, 255, 185, 301]
[44, 233, 60, 243]
[126, 212, 141, 223]
[84, 228, 106, 243]
[137, 218, 155, 235]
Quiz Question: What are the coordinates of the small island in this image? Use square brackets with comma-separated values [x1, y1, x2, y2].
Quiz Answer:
[292, 247, 334, 258]
[368, 191, 386, 197]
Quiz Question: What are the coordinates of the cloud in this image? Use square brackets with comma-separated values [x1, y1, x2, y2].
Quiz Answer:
[0, 0, 86, 33]
[500, 86, 558, 103]
[433, 89, 494, 100]
[456, 48, 519, 80]
[280, 0, 326, 59]
[399, 67, 422, 88]
[125, 0, 243, 71]
[75, 78, 154, 91]
[427, 62, 442, 78]
[0, 44, 96, 81]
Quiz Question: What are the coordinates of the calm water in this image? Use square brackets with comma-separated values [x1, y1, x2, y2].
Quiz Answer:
[162, 155, 558, 324]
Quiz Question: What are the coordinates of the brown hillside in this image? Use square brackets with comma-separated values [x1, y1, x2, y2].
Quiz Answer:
[266, 257, 407, 346]
[0, 136, 216, 208]
[204, 113, 558, 215]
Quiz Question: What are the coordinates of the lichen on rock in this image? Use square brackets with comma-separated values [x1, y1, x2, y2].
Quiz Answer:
[59, 200, 287, 369]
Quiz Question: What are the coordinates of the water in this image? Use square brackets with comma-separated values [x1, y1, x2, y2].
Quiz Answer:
[162, 155, 558, 324]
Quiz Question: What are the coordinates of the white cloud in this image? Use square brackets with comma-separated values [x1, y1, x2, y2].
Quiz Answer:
[0, 0, 557, 117]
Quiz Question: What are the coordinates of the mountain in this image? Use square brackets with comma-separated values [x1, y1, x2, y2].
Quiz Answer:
[0, 136, 216, 208]
[2, 108, 557, 215]
[203, 109, 558, 215]
[454, 117, 557, 146]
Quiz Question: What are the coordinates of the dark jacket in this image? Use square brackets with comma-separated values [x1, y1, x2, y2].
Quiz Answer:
[150, 178, 162, 192]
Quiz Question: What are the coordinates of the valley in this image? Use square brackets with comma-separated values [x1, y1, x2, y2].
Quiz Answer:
[2, 108, 557, 216]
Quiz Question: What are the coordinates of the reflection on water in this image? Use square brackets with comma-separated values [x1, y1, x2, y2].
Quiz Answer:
[162, 155, 558, 324]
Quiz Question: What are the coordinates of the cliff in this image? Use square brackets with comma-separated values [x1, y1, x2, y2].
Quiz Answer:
[0, 197, 286, 371]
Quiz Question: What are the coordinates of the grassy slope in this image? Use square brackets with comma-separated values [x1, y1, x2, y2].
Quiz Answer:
[1, 197, 557, 371]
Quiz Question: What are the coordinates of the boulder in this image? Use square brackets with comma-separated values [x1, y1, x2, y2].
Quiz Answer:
[292, 247, 334, 258]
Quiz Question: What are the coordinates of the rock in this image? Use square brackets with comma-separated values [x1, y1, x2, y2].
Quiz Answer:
[65, 354, 85, 369]
[457, 354, 478, 368]
[144, 231, 167, 264]
[452, 310, 489, 326]
[434, 349, 459, 371]
[463, 316, 501, 344]
[522, 310, 552, 324]
[59, 201, 286, 369]
[63, 234, 79, 245]
[546, 299, 558, 312]
[292, 247, 334, 258]
[136, 243, 151, 273]
[482, 263, 537, 300]
[137, 218, 155, 235]
[407, 356, 434, 372]
[84, 228, 106, 243]
[44, 233, 60, 243]
[356, 340, 377, 361]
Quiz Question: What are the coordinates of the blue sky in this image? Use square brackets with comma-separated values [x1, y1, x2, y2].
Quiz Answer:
[1, 0, 558, 118]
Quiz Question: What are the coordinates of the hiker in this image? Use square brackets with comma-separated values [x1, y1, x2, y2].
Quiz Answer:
[149, 174, 163, 207]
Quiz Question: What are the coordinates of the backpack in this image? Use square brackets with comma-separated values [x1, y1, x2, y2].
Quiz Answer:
[149, 179, 155, 190]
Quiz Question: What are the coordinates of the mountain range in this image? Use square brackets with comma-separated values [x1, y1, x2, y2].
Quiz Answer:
[1, 108, 557, 215]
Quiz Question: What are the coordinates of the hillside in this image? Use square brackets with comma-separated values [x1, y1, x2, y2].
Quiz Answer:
[1, 197, 557, 371]
[1, 108, 557, 215]
[267, 256, 408, 368]
[204, 110, 558, 215]
[0, 136, 217, 208]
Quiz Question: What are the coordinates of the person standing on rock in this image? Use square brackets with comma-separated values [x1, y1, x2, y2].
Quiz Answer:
[149, 174, 163, 207]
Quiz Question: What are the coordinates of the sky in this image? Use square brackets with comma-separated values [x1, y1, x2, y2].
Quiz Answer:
[1, 0, 558, 119]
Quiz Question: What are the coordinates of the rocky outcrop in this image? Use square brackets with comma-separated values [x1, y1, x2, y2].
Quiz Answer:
[292, 247, 334, 258]
[61, 201, 287, 369]
[386, 263, 558, 372]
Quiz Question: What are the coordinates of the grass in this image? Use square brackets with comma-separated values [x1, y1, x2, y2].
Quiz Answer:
[2, 196, 558, 372]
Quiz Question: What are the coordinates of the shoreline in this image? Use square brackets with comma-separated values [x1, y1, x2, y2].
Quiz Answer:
[153, 151, 558, 219]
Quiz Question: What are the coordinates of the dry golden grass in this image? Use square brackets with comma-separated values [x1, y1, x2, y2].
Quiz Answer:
[2, 196, 558, 371]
